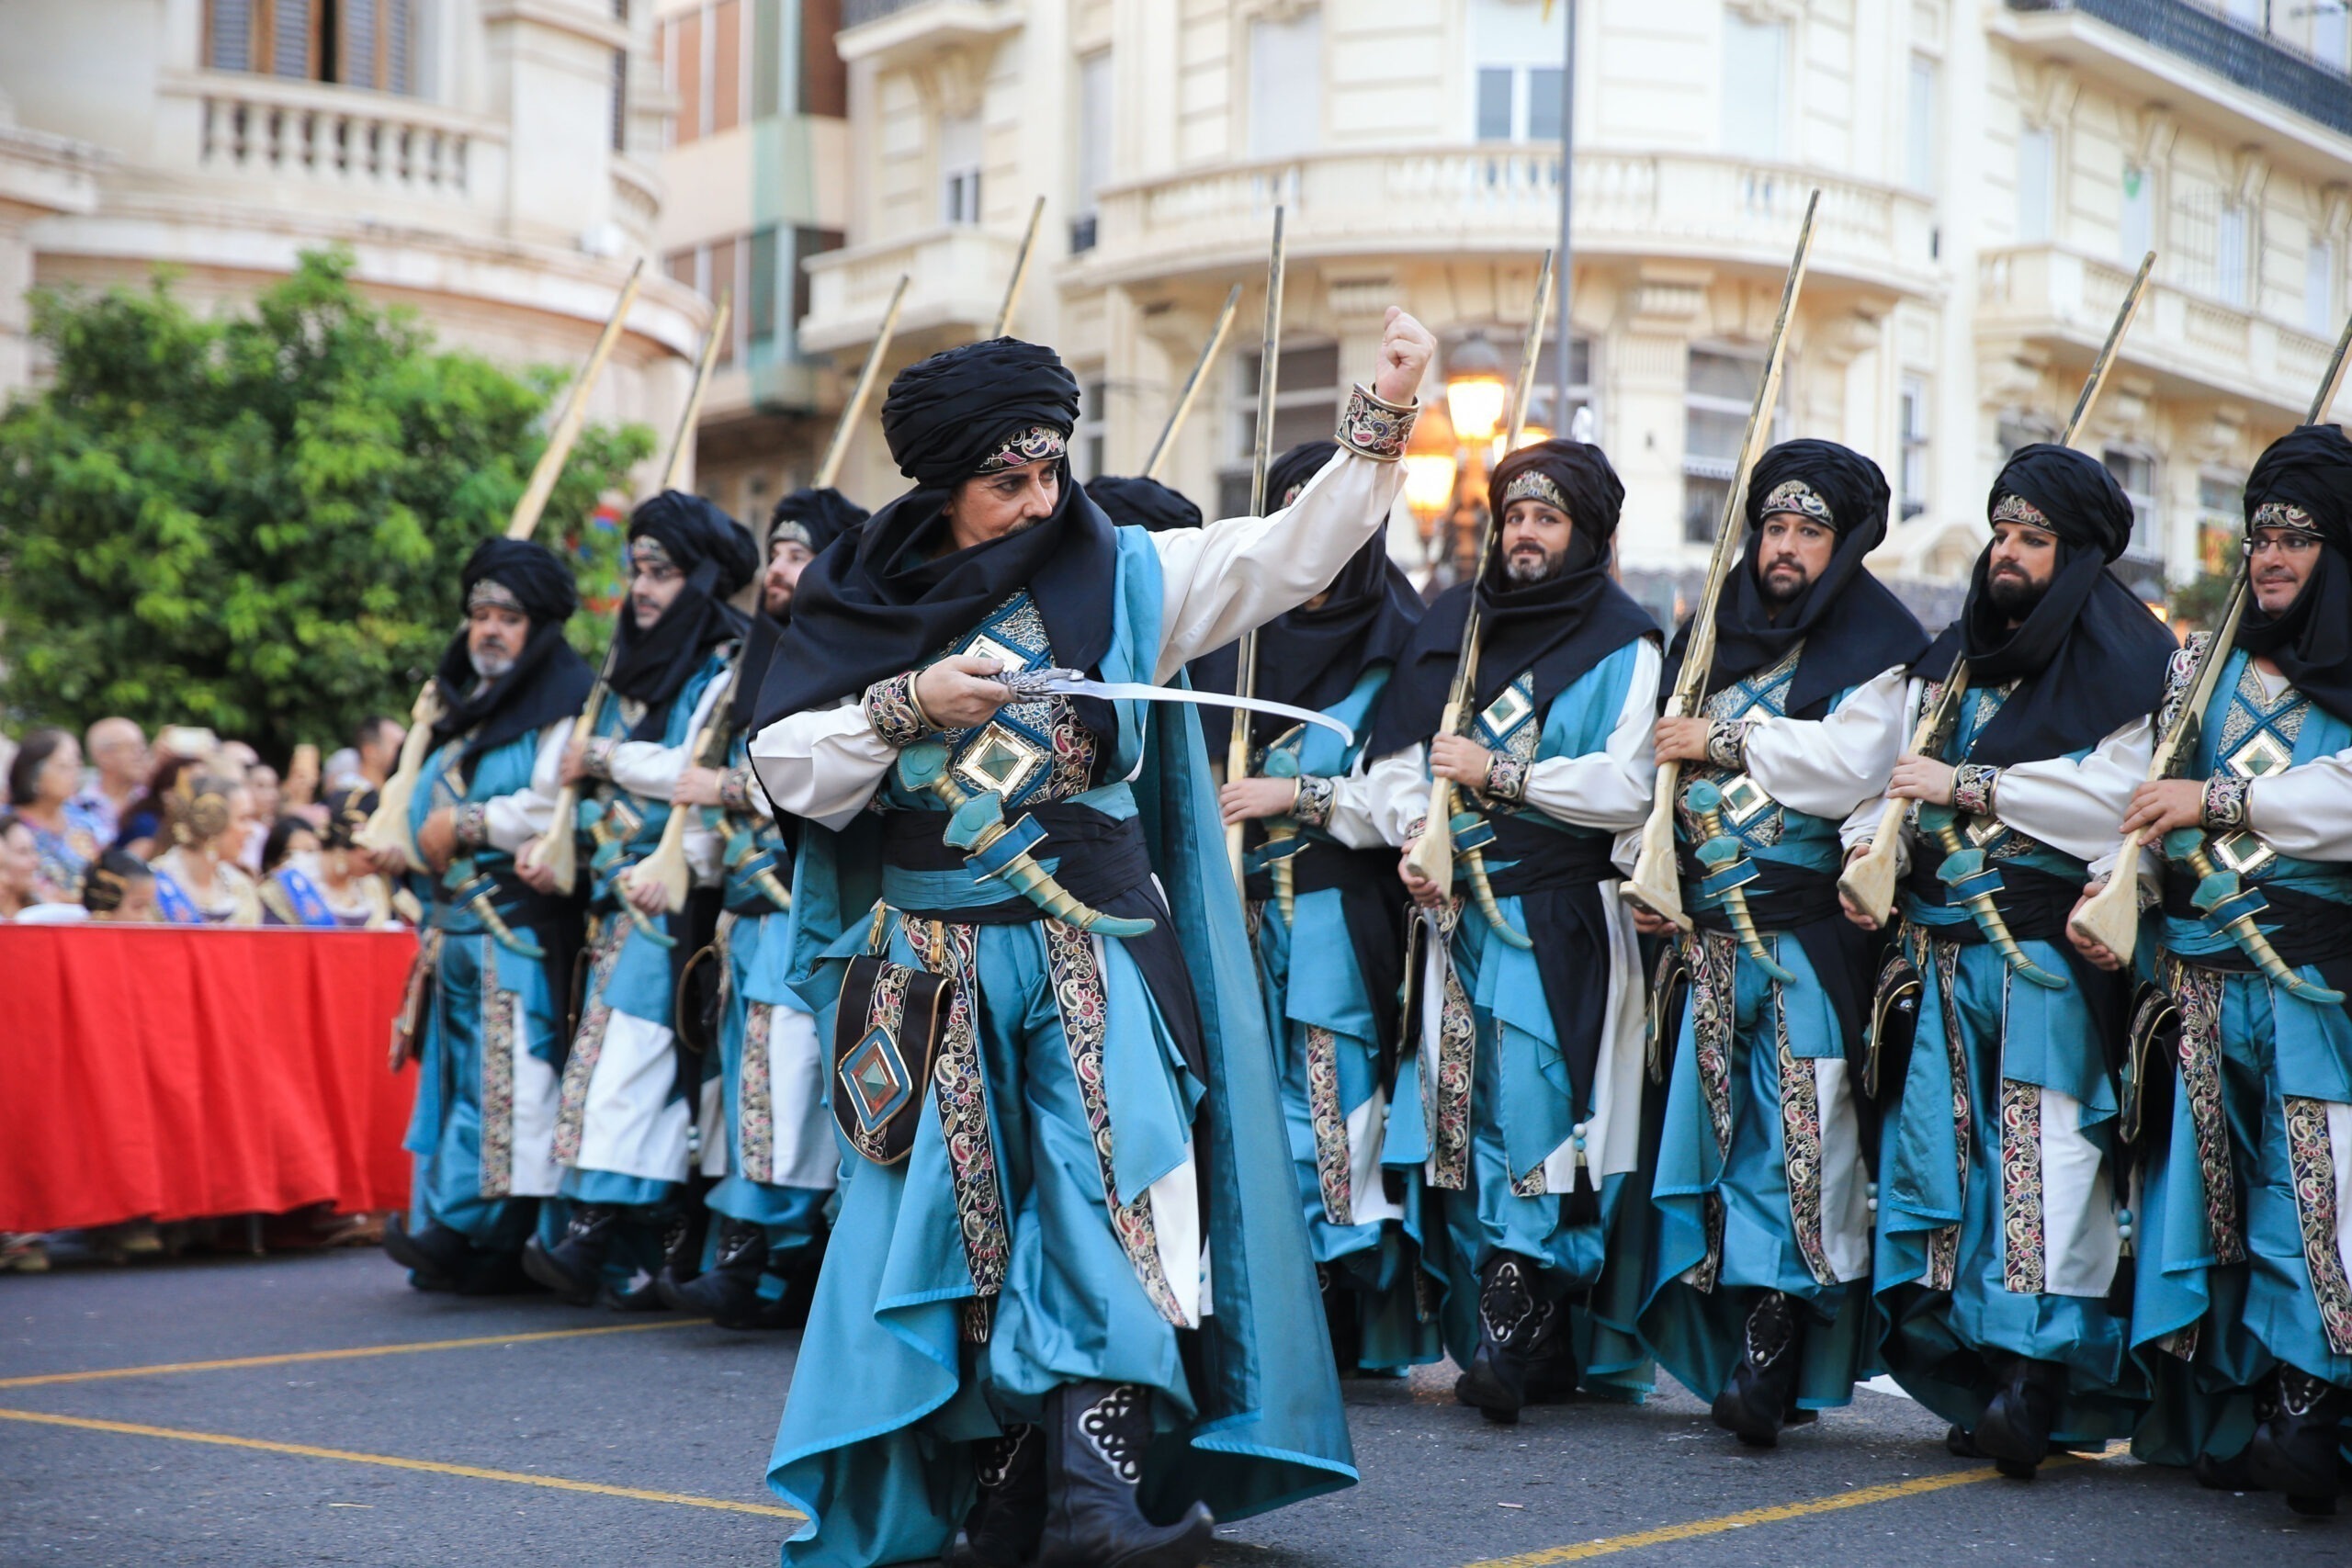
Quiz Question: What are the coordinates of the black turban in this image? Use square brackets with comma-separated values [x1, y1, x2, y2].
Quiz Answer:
[1668, 439, 1927, 721]
[1085, 474, 1204, 533]
[879, 337, 1081, 489]
[1266, 440, 1340, 510]
[1916, 443, 2173, 765]
[768, 486, 869, 557]
[429, 537, 593, 763]
[2238, 423, 2352, 724]
[607, 491, 753, 738]
[1368, 439, 1654, 760]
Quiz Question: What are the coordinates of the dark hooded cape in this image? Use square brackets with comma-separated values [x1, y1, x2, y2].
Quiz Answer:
[2237, 423, 2352, 727]
[609, 491, 756, 739]
[429, 536, 594, 766]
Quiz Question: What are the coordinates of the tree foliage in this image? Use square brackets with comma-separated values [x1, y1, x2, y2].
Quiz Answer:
[0, 249, 651, 760]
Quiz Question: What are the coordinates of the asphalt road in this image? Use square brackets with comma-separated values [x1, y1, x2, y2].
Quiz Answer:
[0, 1248, 2339, 1567]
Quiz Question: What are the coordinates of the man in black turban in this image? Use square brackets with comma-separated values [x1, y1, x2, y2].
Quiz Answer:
[1634, 439, 1928, 1448]
[1858, 441, 2175, 1478]
[382, 535, 594, 1297]
[524, 491, 759, 1308]
[1359, 438, 1661, 1424]
[748, 315, 1436, 1568]
[2095, 423, 2352, 1513]
[1083, 473, 1204, 533]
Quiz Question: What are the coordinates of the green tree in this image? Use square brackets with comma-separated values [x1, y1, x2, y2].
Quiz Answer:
[0, 249, 652, 761]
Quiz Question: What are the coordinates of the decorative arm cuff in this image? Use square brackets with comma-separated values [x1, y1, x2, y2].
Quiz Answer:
[862, 671, 931, 749]
[1335, 384, 1418, 462]
[718, 765, 759, 816]
[1294, 774, 1336, 829]
[1483, 750, 1528, 804]
[1952, 762, 1999, 818]
[1705, 719, 1751, 773]
[452, 802, 490, 852]
[582, 738, 618, 782]
[2202, 773, 2249, 831]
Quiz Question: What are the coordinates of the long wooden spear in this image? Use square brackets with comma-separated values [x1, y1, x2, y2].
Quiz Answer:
[813, 274, 910, 491]
[1224, 208, 1288, 888]
[991, 196, 1047, 339]
[1143, 285, 1243, 481]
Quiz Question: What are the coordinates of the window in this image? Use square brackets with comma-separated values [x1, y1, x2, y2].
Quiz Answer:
[1224, 343, 1342, 515]
[1899, 376, 1930, 520]
[207, 0, 419, 94]
[940, 109, 982, 225]
[799, 0, 847, 117]
[1474, 63, 1563, 142]
[2120, 162, 2153, 266]
[2197, 471, 2244, 576]
[1470, 0, 1565, 142]
[1905, 54, 1937, 194]
[2102, 447, 2161, 561]
[661, 0, 757, 147]
[1683, 346, 1768, 545]
[2321, 2, 2349, 72]
[2309, 237, 2337, 335]
[1072, 51, 1111, 254]
[1248, 10, 1322, 160]
[1076, 378, 1108, 483]
[2017, 126, 2053, 243]
[611, 47, 628, 152]
[791, 227, 843, 354]
[1719, 10, 1785, 162]
[747, 225, 778, 348]
[673, 7, 703, 142]
[2217, 201, 2250, 307]
[710, 0, 742, 136]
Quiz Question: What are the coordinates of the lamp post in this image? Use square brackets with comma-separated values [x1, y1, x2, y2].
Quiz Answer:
[1439, 333, 1510, 587]
[1402, 400, 1459, 579]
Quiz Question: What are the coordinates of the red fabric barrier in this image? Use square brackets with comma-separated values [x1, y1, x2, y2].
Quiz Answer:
[0, 925, 419, 1232]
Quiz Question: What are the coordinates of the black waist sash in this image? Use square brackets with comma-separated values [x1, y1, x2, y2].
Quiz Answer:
[1245, 836, 1409, 1074]
[2161, 878, 2352, 1023]
[1486, 817, 1618, 896]
[1905, 858, 2128, 1073]
[1475, 817, 1617, 1122]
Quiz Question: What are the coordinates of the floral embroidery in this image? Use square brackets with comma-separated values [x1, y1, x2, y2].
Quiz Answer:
[1425, 931, 1476, 1192]
[1999, 1077, 2047, 1294]
[1991, 491, 2051, 530]
[478, 945, 518, 1199]
[1759, 478, 1834, 525]
[1293, 773, 1335, 829]
[1923, 931, 1970, 1292]
[1952, 763, 1999, 819]
[2157, 637, 2208, 737]
[1500, 469, 1567, 511]
[1680, 931, 1737, 1292]
[1042, 919, 1188, 1327]
[977, 424, 1067, 472]
[935, 594, 1099, 806]
[718, 765, 759, 816]
[739, 1000, 775, 1183]
[2168, 960, 2244, 1266]
[552, 919, 627, 1168]
[1336, 383, 1417, 461]
[1303, 1024, 1352, 1225]
[2282, 1096, 2352, 1357]
[1483, 750, 1528, 804]
[863, 671, 928, 748]
[582, 736, 618, 781]
[1776, 987, 1836, 1287]
[2201, 773, 2249, 831]
[907, 916, 1007, 1337]
[1705, 718, 1751, 773]
[453, 801, 490, 852]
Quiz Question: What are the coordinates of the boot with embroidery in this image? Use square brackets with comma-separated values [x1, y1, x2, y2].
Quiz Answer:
[1521, 1293, 1580, 1404]
[522, 1203, 618, 1306]
[1712, 1290, 1804, 1447]
[2247, 1366, 2348, 1516]
[659, 1217, 767, 1326]
[1454, 1251, 1544, 1423]
[1971, 1355, 2061, 1479]
[944, 1423, 1046, 1568]
[1035, 1382, 1215, 1568]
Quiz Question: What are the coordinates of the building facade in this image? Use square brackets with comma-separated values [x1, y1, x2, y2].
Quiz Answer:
[0, 0, 709, 490]
[792, 0, 2352, 612]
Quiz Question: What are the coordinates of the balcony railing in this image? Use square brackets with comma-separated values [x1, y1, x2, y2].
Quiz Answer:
[1083, 147, 1937, 296]
[800, 223, 1023, 353]
[2007, 0, 2352, 139]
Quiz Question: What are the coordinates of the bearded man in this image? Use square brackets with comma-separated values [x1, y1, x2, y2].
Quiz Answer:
[1364, 439, 1662, 1424]
[1853, 444, 2176, 1476]
[386, 537, 593, 1293]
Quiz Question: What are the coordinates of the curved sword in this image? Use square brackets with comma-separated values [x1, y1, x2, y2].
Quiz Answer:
[1001, 667, 1355, 750]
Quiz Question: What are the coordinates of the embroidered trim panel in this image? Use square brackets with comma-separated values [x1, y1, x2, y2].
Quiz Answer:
[1998, 1077, 2047, 1294]
[2168, 960, 2245, 1266]
[2202, 773, 2249, 832]
[863, 671, 929, 748]
[978, 424, 1068, 473]
[582, 737, 617, 781]
[1303, 1024, 1353, 1226]
[1953, 763, 1999, 820]
[453, 802, 490, 852]
[738, 1000, 776, 1182]
[1294, 773, 1336, 829]
[1500, 469, 1569, 512]
[1041, 919, 1188, 1327]
[1776, 987, 1837, 1288]
[1679, 930, 1738, 1292]
[1336, 383, 1417, 461]
[1922, 930, 1970, 1292]
[1484, 750, 1529, 804]
[1705, 719, 1751, 773]
[478, 944, 519, 1200]
[551, 919, 627, 1168]
[1760, 478, 1834, 525]
[906, 915, 1008, 1336]
[1425, 931, 1476, 1192]
[2282, 1095, 2352, 1357]
[718, 765, 758, 816]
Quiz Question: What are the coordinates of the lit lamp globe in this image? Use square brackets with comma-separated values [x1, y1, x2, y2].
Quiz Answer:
[1509, 423, 1552, 453]
[1403, 401, 1459, 522]
[1442, 332, 1509, 447]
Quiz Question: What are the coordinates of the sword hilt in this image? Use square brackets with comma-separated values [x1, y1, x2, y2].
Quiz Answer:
[898, 742, 1153, 939]
[1920, 806, 2066, 989]
[1686, 782, 1795, 984]
[2164, 829, 2345, 1004]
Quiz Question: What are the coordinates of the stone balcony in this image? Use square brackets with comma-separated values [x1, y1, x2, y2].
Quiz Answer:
[1977, 243, 2346, 420]
[799, 222, 1023, 354]
[1078, 146, 1940, 301]
[835, 0, 1023, 70]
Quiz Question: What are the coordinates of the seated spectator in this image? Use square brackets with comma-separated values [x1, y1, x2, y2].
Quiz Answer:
[113, 755, 196, 859]
[82, 850, 158, 922]
[8, 728, 97, 900]
[68, 717, 148, 848]
[259, 789, 394, 928]
[351, 716, 403, 794]
[0, 811, 44, 919]
[150, 775, 261, 925]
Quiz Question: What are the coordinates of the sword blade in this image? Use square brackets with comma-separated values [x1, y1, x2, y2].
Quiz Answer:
[1025, 672, 1355, 749]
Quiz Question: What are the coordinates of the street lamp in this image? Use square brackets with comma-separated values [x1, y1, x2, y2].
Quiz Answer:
[1403, 401, 1459, 531]
[1443, 332, 1509, 446]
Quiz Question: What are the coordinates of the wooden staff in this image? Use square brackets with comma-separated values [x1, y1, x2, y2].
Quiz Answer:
[2067, 299, 2352, 963]
[1839, 250, 2157, 930]
[359, 259, 647, 869]
[1401, 250, 1557, 947]
[814, 273, 910, 491]
[1620, 195, 1820, 929]
[991, 195, 1047, 339]
[528, 291, 730, 898]
[1142, 285, 1243, 481]
[1225, 208, 1288, 888]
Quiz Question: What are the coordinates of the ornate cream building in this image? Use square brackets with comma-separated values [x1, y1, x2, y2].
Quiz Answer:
[786, 0, 2352, 610]
[0, 0, 710, 485]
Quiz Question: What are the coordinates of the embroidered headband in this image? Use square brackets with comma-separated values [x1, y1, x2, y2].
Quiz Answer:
[1990, 491, 2052, 531]
[976, 425, 1068, 474]
[466, 578, 526, 613]
[1758, 478, 1835, 526]
[1500, 469, 1570, 513]
[769, 519, 814, 552]
[2249, 500, 2322, 536]
[630, 536, 678, 573]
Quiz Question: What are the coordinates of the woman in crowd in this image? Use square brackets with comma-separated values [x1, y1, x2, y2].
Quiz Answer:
[7, 728, 98, 901]
[0, 811, 46, 919]
[150, 775, 262, 925]
[257, 787, 390, 928]
[113, 755, 198, 860]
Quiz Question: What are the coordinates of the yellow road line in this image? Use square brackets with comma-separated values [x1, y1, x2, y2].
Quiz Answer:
[0, 1407, 803, 1521]
[0, 1318, 706, 1390]
[1461, 1449, 2120, 1566]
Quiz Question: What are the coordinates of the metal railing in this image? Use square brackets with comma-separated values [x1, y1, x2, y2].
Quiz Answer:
[2008, 0, 2352, 138]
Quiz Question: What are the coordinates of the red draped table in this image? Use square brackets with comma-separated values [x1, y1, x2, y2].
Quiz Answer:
[0, 925, 420, 1232]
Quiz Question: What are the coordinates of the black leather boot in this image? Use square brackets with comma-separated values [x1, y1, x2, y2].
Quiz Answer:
[1454, 1251, 1544, 1423]
[2247, 1366, 2348, 1516]
[1318, 1264, 1363, 1378]
[659, 1217, 767, 1326]
[1972, 1355, 2061, 1479]
[944, 1423, 1046, 1568]
[1035, 1382, 1215, 1568]
[1521, 1294, 1580, 1404]
[522, 1203, 618, 1306]
[1712, 1290, 1804, 1448]
[382, 1214, 470, 1291]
